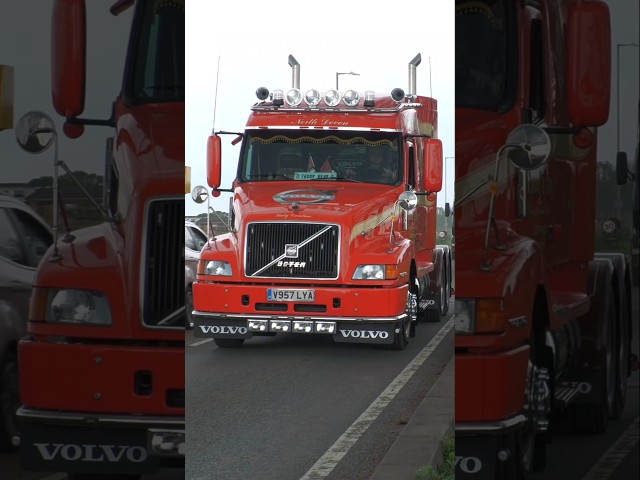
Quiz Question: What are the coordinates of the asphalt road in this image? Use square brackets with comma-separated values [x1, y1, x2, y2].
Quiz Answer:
[185, 311, 454, 480]
[531, 284, 640, 480]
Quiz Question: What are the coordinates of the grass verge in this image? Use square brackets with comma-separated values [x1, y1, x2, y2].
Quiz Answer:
[415, 435, 454, 480]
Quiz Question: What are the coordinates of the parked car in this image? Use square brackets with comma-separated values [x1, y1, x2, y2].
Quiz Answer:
[185, 221, 208, 329]
[0, 194, 53, 451]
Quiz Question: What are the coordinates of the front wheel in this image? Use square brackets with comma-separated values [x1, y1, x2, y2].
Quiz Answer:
[386, 279, 417, 350]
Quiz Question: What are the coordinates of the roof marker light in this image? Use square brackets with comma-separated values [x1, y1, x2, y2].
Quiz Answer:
[364, 91, 375, 108]
[273, 89, 284, 106]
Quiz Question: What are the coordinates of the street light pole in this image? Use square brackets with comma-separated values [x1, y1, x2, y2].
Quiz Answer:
[444, 156, 454, 234]
[336, 71, 360, 90]
[616, 43, 639, 221]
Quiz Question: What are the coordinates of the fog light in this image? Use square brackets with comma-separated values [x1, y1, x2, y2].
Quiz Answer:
[248, 320, 268, 332]
[293, 321, 314, 333]
[316, 321, 336, 334]
[270, 320, 291, 332]
[149, 429, 185, 457]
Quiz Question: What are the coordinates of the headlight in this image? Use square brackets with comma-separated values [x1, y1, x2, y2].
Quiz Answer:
[352, 265, 399, 280]
[454, 299, 475, 333]
[203, 260, 233, 276]
[48, 289, 112, 325]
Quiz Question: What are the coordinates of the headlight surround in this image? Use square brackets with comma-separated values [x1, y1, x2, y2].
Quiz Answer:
[352, 265, 398, 280]
[47, 289, 112, 325]
[454, 299, 475, 333]
[202, 260, 233, 276]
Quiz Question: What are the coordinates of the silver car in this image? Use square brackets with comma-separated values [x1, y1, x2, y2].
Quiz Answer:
[0, 195, 53, 451]
[185, 221, 208, 329]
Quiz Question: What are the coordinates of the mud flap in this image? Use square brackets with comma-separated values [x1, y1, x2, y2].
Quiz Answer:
[192, 318, 253, 339]
[333, 323, 395, 344]
[455, 434, 498, 479]
[19, 423, 161, 475]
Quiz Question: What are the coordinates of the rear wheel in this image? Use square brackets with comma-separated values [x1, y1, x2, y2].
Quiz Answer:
[611, 286, 629, 420]
[213, 338, 245, 348]
[567, 287, 616, 433]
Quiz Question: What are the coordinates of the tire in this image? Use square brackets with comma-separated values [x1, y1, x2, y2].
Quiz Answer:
[386, 278, 416, 350]
[440, 262, 450, 317]
[611, 285, 629, 420]
[567, 288, 616, 433]
[0, 354, 19, 453]
[185, 287, 194, 330]
[213, 338, 245, 348]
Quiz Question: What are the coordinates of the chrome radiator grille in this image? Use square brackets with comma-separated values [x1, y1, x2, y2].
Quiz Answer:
[245, 222, 340, 279]
[142, 198, 184, 327]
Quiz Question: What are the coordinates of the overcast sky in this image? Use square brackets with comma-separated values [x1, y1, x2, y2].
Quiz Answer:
[0, 1, 132, 200]
[185, 0, 456, 215]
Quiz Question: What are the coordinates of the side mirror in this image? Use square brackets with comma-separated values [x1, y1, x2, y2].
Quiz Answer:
[506, 124, 550, 170]
[422, 138, 443, 192]
[566, 1, 610, 127]
[206, 134, 222, 189]
[191, 185, 209, 204]
[51, 0, 86, 120]
[616, 151, 628, 186]
[15, 111, 56, 154]
[398, 191, 417, 212]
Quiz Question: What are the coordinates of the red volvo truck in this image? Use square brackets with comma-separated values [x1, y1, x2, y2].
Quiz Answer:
[454, 0, 633, 478]
[192, 53, 452, 349]
[15, 1, 185, 478]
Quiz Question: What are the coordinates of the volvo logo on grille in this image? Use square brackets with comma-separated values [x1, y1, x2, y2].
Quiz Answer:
[285, 244, 299, 258]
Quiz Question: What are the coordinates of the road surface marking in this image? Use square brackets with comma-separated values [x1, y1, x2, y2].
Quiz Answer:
[300, 317, 454, 480]
[582, 416, 640, 480]
[189, 338, 213, 347]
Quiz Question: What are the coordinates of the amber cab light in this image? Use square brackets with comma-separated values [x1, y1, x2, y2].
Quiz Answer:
[475, 299, 506, 333]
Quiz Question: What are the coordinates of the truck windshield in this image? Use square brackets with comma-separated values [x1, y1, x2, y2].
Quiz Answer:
[455, 0, 515, 111]
[239, 130, 402, 186]
[130, 0, 185, 103]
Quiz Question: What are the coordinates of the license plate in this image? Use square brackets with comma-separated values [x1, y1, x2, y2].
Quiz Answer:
[267, 289, 315, 302]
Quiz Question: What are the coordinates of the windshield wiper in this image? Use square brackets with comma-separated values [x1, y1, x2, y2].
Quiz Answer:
[334, 176, 363, 183]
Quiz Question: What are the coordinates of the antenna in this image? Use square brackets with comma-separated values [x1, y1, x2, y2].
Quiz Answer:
[429, 56, 432, 99]
[212, 56, 221, 133]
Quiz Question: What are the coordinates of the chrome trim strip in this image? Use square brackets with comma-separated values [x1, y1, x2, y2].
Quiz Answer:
[17, 407, 184, 427]
[455, 414, 527, 433]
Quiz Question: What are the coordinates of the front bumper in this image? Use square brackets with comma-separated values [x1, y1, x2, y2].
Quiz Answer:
[192, 282, 409, 344]
[17, 409, 184, 474]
